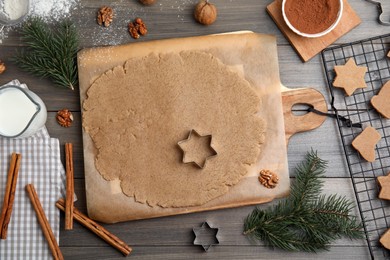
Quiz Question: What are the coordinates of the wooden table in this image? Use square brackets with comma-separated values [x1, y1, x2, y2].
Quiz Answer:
[1, 0, 389, 259]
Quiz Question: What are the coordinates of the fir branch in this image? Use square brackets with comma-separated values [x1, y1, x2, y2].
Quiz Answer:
[13, 17, 78, 90]
[243, 150, 364, 252]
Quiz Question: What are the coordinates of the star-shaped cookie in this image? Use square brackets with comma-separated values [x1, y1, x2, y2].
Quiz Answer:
[378, 173, 390, 200]
[177, 129, 217, 169]
[333, 58, 368, 96]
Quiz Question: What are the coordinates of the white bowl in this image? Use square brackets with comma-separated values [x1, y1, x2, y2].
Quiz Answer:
[282, 0, 343, 38]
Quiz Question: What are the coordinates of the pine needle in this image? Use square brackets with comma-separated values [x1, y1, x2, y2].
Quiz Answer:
[13, 17, 79, 90]
[243, 150, 364, 252]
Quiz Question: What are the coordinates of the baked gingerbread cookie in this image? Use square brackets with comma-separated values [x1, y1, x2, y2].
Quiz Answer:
[333, 58, 368, 96]
[377, 173, 390, 200]
[371, 80, 390, 118]
[351, 126, 381, 162]
[380, 228, 390, 250]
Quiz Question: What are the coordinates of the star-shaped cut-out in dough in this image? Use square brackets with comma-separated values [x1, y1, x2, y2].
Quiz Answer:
[193, 222, 219, 251]
[333, 58, 368, 96]
[378, 173, 390, 200]
[177, 129, 217, 169]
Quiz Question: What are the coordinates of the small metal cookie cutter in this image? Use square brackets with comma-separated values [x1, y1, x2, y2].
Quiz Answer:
[177, 129, 217, 169]
[193, 222, 220, 252]
[365, 0, 390, 26]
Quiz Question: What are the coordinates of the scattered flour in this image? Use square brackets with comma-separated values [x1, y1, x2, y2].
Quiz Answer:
[29, 0, 78, 21]
[1, 0, 201, 46]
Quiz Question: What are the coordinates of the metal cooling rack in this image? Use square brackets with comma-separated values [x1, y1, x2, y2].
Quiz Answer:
[321, 33, 390, 259]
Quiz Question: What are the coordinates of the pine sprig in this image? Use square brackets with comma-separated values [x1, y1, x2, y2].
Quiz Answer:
[13, 17, 78, 90]
[243, 150, 364, 252]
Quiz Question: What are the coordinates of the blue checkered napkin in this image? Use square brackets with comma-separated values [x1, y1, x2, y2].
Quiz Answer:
[0, 123, 66, 259]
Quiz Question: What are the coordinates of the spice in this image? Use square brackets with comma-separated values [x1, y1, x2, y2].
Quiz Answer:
[56, 199, 132, 256]
[26, 184, 64, 260]
[284, 0, 340, 34]
[0, 153, 21, 240]
[64, 143, 74, 230]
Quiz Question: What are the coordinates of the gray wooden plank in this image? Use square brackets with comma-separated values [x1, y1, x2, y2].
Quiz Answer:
[287, 118, 350, 178]
[59, 245, 370, 259]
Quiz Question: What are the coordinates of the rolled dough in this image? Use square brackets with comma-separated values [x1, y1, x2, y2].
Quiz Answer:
[82, 51, 266, 208]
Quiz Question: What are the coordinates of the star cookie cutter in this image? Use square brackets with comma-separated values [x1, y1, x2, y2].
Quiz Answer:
[193, 222, 220, 252]
[177, 129, 217, 169]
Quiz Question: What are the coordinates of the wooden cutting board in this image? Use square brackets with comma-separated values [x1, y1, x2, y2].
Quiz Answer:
[78, 32, 327, 223]
[267, 0, 361, 62]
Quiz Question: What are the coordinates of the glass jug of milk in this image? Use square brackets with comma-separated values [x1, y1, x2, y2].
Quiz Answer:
[0, 85, 47, 138]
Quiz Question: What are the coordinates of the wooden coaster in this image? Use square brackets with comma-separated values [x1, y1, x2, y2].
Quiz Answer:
[267, 0, 361, 62]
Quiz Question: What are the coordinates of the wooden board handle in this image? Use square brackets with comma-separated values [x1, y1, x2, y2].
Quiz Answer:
[282, 87, 327, 145]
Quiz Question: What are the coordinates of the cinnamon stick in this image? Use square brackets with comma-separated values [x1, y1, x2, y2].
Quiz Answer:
[56, 198, 132, 256]
[65, 143, 74, 230]
[0, 153, 21, 239]
[26, 184, 64, 260]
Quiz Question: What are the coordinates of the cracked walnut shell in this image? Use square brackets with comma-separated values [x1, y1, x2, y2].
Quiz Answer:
[56, 109, 74, 128]
[258, 169, 279, 189]
[97, 6, 113, 27]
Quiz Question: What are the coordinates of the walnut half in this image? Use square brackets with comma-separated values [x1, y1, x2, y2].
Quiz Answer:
[128, 18, 147, 39]
[258, 169, 279, 189]
[97, 6, 113, 27]
[56, 109, 74, 128]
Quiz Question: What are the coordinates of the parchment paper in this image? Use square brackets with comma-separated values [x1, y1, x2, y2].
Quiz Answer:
[78, 32, 290, 223]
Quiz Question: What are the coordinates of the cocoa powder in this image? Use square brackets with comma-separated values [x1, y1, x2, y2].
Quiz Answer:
[284, 0, 340, 34]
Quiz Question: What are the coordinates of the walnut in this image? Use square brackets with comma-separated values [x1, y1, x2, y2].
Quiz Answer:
[128, 22, 140, 39]
[194, 0, 217, 25]
[135, 18, 148, 36]
[0, 60, 5, 74]
[139, 0, 156, 5]
[97, 6, 113, 27]
[56, 109, 74, 128]
[258, 169, 279, 189]
[128, 18, 147, 39]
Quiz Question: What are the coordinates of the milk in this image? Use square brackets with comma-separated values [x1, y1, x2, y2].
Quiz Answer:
[0, 87, 38, 136]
